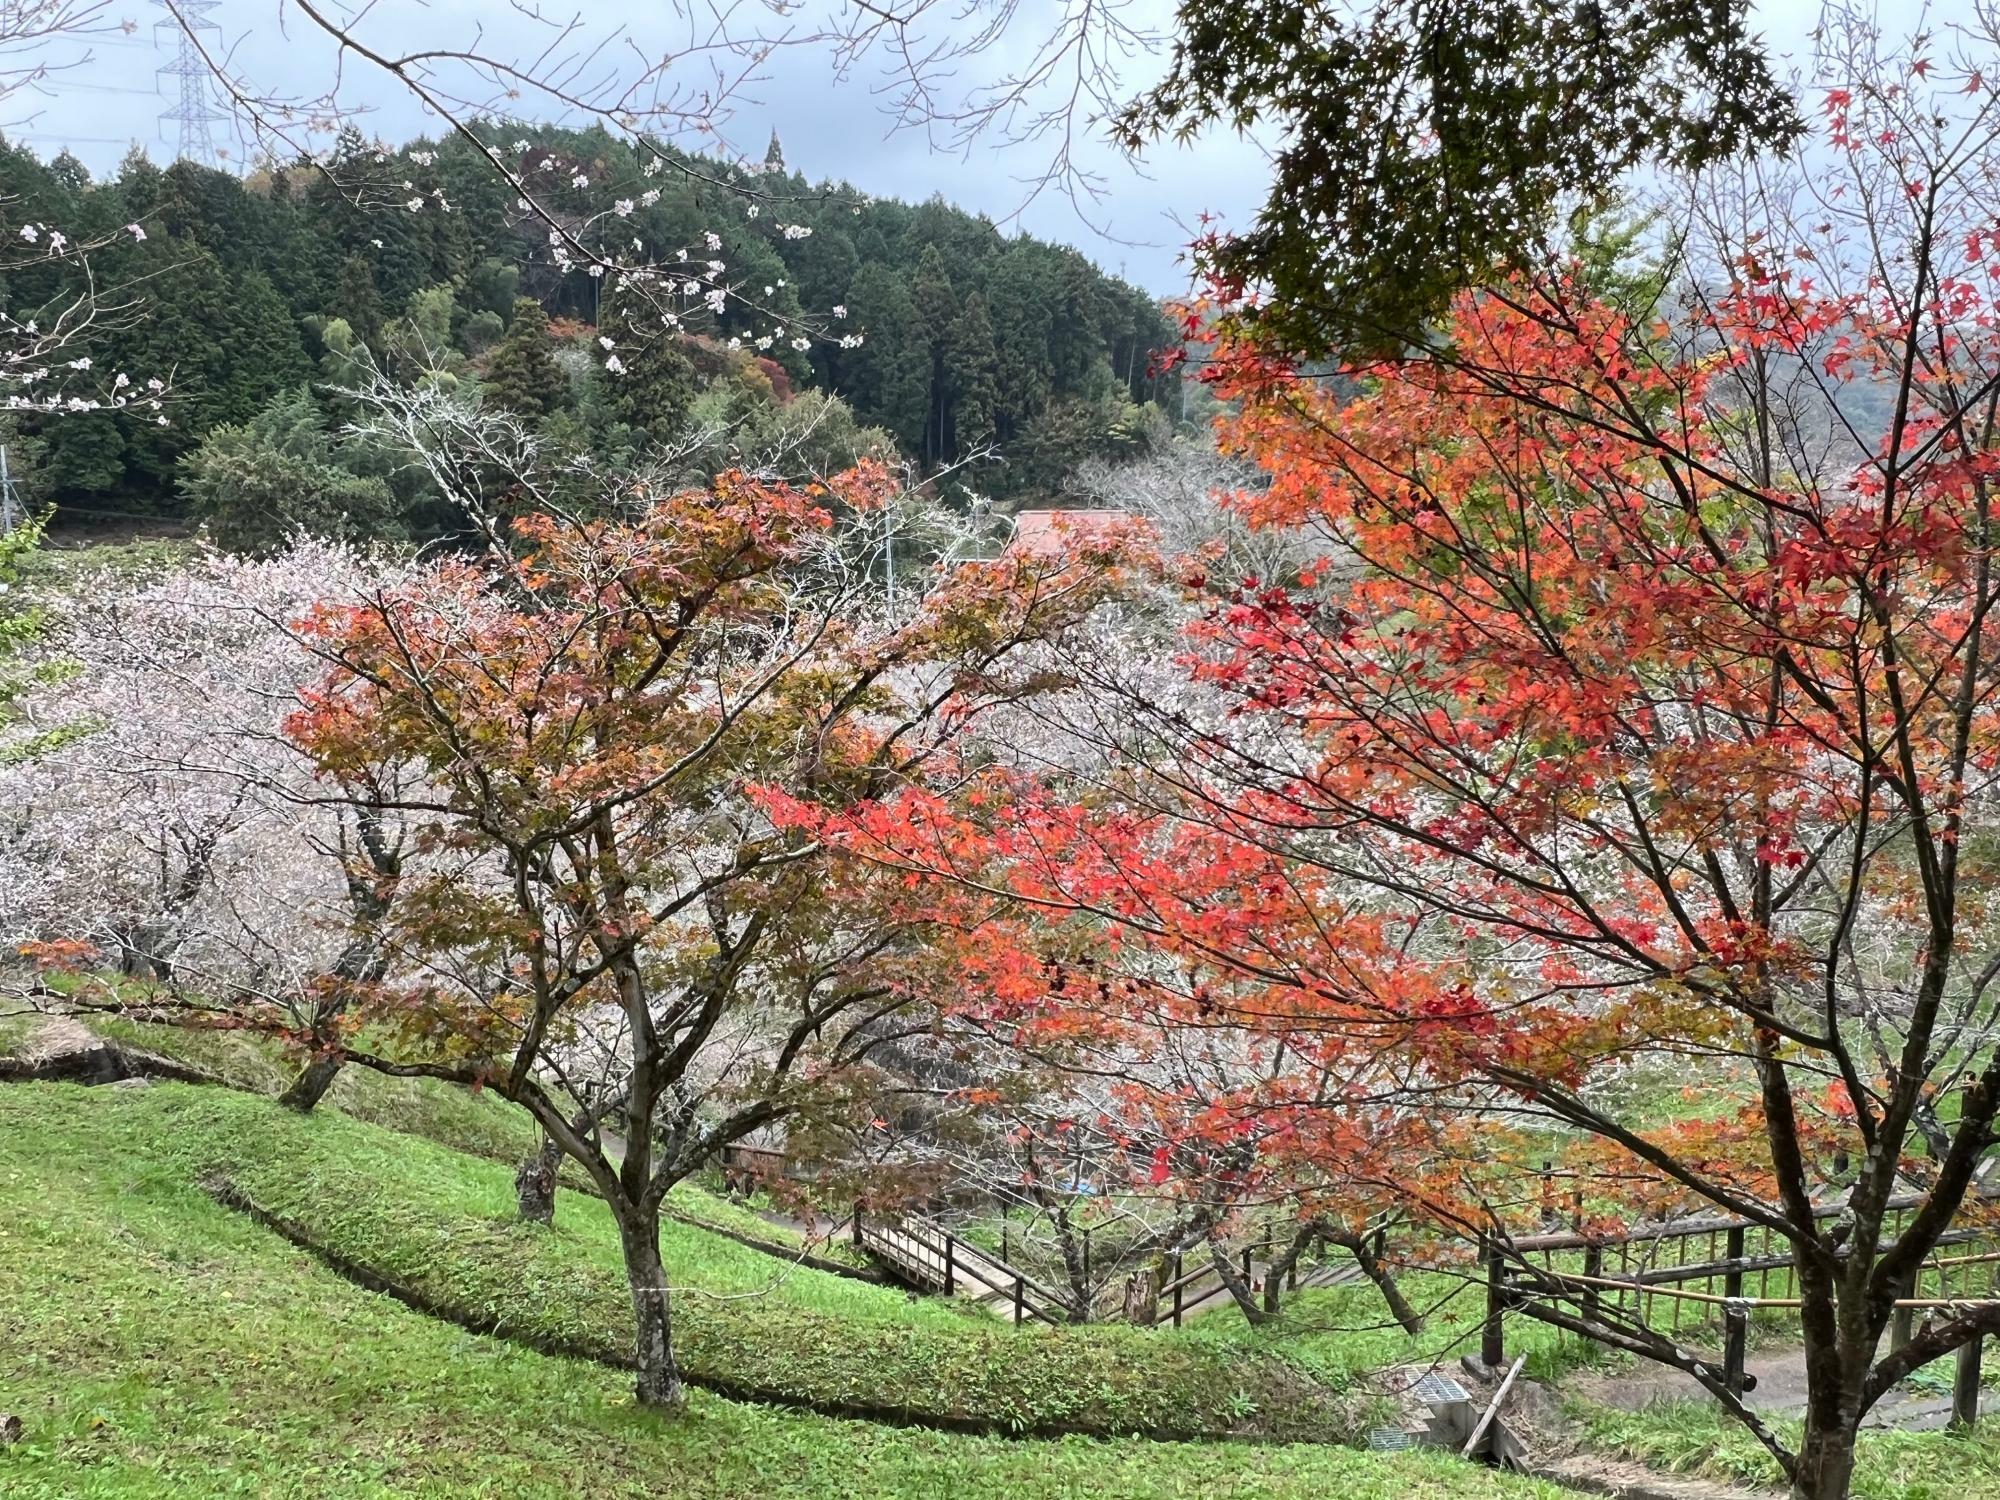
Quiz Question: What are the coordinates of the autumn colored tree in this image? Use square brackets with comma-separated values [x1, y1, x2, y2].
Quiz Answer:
[802, 21, 2000, 1498]
[813, 789, 1496, 1332]
[282, 463, 1135, 1408]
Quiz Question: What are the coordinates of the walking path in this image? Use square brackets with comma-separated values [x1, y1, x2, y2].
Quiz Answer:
[1571, 1346, 1983, 1430]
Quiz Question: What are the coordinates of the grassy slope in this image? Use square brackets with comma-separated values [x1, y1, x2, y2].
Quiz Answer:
[68, 1013, 849, 1256]
[0, 1082, 1568, 1500]
[1576, 1399, 2000, 1500]
[0, 1084, 1361, 1442]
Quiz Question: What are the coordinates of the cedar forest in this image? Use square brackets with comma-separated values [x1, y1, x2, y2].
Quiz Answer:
[0, 125, 1175, 545]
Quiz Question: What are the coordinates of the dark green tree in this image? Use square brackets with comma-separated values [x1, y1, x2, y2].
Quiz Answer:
[946, 293, 1000, 458]
[840, 264, 928, 453]
[333, 255, 386, 352]
[598, 285, 698, 442]
[484, 297, 567, 420]
[182, 387, 400, 553]
[910, 245, 957, 465]
[1122, 0, 1800, 354]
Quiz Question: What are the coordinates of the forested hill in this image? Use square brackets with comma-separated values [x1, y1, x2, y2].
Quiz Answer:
[0, 125, 1180, 533]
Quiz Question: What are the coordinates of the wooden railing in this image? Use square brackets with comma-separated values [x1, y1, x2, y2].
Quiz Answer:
[1157, 1229, 1370, 1326]
[853, 1210, 1073, 1326]
[1485, 1179, 2000, 1425]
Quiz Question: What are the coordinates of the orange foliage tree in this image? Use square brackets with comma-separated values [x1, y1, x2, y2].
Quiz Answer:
[283, 464, 1134, 1409]
[789, 24, 2000, 1495]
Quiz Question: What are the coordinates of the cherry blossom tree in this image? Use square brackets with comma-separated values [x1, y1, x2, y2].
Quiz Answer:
[0, 536, 412, 1111]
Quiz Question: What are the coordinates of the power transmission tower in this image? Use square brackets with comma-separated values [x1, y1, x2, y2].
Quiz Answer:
[154, 0, 228, 164]
[0, 445, 22, 537]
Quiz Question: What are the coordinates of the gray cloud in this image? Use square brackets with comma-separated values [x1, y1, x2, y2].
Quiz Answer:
[5, 0, 1928, 295]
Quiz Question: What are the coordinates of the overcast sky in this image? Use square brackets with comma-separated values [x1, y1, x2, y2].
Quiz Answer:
[0, 0, 1936, 294]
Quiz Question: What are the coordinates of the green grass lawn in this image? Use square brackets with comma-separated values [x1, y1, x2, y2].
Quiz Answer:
[0, 1083, 1366, 1443]
[28, 1010, 855, 1259]
[1575, 1398, 2000, 1500]
[0, 1081, 1569, 1500]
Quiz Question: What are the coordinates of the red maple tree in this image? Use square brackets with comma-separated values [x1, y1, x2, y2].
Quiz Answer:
[283, 465, 1139, 1408]
[795, 27, 2000, 1495]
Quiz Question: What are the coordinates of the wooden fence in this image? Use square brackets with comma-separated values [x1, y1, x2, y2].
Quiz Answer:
[853, 1211, 1074, 1325]
[849, 1208, 1367, 1327]
[1484, 1189, 2000, 1426]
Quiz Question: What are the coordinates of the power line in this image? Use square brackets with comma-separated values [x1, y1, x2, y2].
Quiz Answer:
[154, 0, 227, 165]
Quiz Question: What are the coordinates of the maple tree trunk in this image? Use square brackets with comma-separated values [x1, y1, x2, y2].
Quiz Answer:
[515, 1132, 562, 1224]
[1789, 1317, 1866, 1500]
[1790, 1415, 1858, 1500]
[1340, 1232, 1423, 1335]
[617, 1211, 685, 1410]
[278, 1054, 343, 1114]
[278, 919, 391, 1115]
[1262, 1223, 1319, 1317]
[1207, 1234, 1274, 1325]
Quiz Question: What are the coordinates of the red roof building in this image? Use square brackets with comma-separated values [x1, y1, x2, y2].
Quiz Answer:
[1004, 509, 1136, 559]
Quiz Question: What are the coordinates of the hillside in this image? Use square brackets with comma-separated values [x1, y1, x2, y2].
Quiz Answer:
[0, 1077, 1571, 1500]
[0, 127, 1177, 532]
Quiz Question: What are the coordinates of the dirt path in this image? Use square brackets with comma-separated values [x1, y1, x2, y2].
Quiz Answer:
[1569, 1346, 1979, 1430]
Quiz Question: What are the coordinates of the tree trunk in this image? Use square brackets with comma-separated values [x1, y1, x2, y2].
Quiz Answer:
[1207, 1233, 1274, 1325]
[1790, 1415, 1858, 1500]
[616, 1211, 685, 1410]
[1049, 1209, 1093, 1322]
[278, 1053, 343, 1113]
[1123, 1266, 1159, 1326]
[1262, 1222, 1320, 1317]
[1339, 1231, 1424, 1335]
[515, 1132, 562, 1224]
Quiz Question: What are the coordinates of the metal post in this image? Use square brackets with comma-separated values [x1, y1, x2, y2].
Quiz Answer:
[1955, 1336, 1983, 1430]
[1723, 1224, 1748, 1396]
[943, 1233, 955, 1296]
[1482, 1240, 1506, 1370]
[1172, 1252, 1184, 1327]
[1014, 1275, 1024, 1325]
[1082, 1227, 1091, 1290]
[1722, 1306, 1748, 1396]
